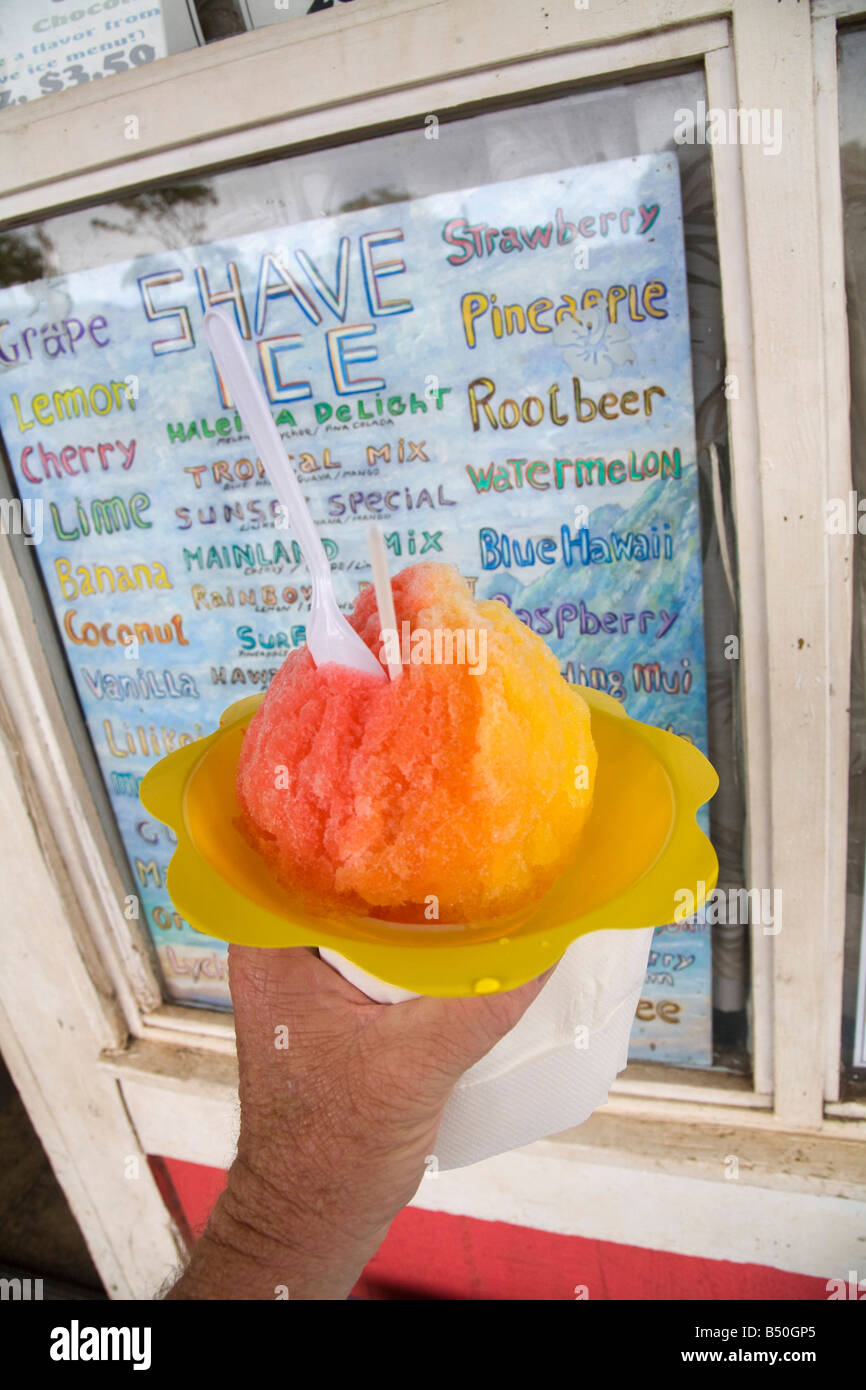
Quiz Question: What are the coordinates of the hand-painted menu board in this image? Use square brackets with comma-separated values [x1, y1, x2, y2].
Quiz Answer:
[0, 152, 713, 1064]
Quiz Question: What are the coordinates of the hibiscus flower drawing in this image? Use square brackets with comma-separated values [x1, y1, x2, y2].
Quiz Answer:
[553, 308, 636, 380]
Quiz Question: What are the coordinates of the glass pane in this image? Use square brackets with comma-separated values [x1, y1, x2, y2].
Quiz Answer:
[839, 24, 866, 1090]
[0, 69, 747, 1073]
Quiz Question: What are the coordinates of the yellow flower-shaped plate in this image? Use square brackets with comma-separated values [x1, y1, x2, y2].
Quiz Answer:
[139, 687, 718, 997]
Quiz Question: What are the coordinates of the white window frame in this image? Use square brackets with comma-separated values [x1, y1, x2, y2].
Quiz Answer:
[0, 0, 864, 1295]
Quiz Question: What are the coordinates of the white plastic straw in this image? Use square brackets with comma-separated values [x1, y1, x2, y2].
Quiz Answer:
[366, 524, 402, 682]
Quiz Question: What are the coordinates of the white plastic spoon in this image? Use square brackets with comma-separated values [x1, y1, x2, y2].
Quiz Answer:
[203, 309, 385, 680]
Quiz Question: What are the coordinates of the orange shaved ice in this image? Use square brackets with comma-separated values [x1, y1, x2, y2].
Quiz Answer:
[235, 561, 597, 922]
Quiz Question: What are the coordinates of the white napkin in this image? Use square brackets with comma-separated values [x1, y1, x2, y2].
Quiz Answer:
[320, 925, 653, 1170]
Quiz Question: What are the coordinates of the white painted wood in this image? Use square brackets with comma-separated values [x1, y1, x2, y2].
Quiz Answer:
[813, 15, 854, 1103]
[410, 1143, 866, 1279]
[140, 1004, 237, 1054]
[106, 1077, 243, 1173]
[813, 0, 866, 19]
[727, 0, 830, 1129]
[599, 1091, 866, 1137]
[826, 1100, 866, 1119]
[612, 1068, 772, 1110]
[544, 1112, 866, 1198]
[0, 697, 182, 1299]
[703, 42, 776, 1101]
[110, 1039, 865, 1186]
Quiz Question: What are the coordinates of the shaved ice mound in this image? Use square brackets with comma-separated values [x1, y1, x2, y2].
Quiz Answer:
[235, 561, 597, 923]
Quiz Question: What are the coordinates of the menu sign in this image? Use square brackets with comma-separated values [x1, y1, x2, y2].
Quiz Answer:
[0, 152, 713, 1064]
[0, 0, 201, 110]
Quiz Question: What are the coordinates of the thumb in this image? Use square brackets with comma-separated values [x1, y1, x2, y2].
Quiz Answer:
[375, 962, 558, 1089]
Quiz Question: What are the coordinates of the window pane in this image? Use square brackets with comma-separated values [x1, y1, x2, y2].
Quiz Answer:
[0, 70, 747, 1072]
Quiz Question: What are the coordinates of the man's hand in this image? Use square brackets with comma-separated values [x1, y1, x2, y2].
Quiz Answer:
[167, 944, 554, 1300]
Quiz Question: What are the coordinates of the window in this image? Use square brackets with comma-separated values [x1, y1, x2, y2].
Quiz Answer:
[0, 69, 748, 1073]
